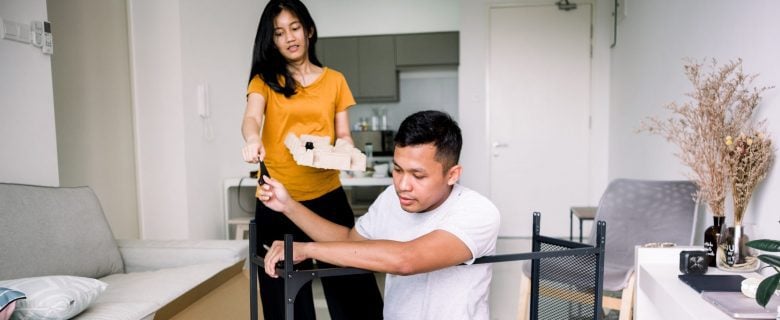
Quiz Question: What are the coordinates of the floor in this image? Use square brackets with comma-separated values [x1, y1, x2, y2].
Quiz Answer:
[169, 269, 260, 320]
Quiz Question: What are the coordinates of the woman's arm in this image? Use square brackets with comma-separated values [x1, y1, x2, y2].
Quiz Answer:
[241, 93, 267, 163]
[334, 110, 353, 146]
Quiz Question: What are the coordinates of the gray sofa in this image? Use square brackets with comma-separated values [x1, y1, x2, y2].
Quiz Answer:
[0, 183, 248, 319]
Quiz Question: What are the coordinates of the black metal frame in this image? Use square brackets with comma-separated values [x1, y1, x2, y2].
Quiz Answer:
[249, 212, 606, 320]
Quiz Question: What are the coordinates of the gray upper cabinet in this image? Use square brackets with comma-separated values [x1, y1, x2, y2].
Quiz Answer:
[395, 32, 459, 67]
[316, 37, 360, 97]
[317, 36, 397, 102]
[357, 36, 397, 102]
[317, 31, 458, 103]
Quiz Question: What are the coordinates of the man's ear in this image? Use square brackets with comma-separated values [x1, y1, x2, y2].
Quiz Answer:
[446, 164, 462, 186]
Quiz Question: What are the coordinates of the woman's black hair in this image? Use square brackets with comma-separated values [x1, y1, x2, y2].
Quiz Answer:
[249, 0, 322, 98]
[394, 110, 463, 170]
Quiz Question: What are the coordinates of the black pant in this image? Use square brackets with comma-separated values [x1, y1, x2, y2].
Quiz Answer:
[255, 187, 384, 320]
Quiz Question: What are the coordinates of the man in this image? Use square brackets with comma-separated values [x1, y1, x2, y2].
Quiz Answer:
[259, 110, 501, 320]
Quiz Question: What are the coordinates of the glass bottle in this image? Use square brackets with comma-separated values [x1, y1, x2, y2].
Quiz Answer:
[716, 223, 759, 272]
[704, 216, 724, 267]
[364, 143, 374, 170]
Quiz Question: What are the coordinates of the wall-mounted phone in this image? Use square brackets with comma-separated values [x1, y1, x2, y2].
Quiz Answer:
[31, 21, 43, 47]
[197, 83, 215, 141]
[197, 83, 210, 118]
[30, 20, 52, 54]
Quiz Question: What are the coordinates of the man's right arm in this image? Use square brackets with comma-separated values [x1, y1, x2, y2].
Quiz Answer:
[282, 199, 366, 242]
[258, 176, 366, 242]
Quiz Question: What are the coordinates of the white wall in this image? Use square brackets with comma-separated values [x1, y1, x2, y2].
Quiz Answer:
[609, 0, 780, 237]
[128, 0, 459, 239]
[48, 0, 139, 239]
[459, 0, 611, 203]
[0, 0, 59, 187]
[128, 0, 190, 239]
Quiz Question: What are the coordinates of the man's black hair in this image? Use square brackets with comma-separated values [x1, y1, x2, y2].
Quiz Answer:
[394, 110, 462, 170]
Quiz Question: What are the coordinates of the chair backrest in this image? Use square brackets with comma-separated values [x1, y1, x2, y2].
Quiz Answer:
[586, 178, 698, 290]
[530, 213, 606, 320]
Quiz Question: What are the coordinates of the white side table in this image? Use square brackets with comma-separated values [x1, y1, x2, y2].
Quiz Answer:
[634, 246, 764, 319]
[222, 176, 393, 240]
[228, 216, 253, 240]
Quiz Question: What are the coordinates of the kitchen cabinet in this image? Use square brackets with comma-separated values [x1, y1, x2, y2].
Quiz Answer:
[317, 32, 459, 103]
[317, 35, 398, 102]
[395, 32, 459, 67]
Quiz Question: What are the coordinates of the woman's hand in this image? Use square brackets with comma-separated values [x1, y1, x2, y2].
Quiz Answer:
[242, 138, 265, 163]
[264, 240, 309, 278]
[258, 176, 293, 213]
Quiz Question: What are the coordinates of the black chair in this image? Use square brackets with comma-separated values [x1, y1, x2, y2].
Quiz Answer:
[249, 212, 606, 320]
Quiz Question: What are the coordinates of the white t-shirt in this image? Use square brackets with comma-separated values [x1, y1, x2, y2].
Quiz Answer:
[355, 184, 501, 320]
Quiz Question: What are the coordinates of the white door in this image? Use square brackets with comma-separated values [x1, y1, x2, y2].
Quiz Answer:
[489, 4, 592, 238]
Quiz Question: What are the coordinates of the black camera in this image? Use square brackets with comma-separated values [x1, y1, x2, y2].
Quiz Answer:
[679, 250, 708, 274]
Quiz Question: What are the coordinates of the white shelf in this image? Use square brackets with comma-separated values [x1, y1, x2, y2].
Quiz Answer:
[634, 246, 765, 320]
[222, 176, 392, 239]
[224, 176, 392, 188]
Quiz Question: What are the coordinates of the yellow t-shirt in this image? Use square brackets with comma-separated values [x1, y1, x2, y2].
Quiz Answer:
[247, 68, 355, 201]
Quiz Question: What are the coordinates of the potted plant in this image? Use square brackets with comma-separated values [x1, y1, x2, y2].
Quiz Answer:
[641, 58, 772, 267]
[746, 239, 780, 307]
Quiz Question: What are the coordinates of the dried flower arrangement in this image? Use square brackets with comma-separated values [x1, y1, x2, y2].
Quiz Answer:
[725, 131, 774, 225]
[640, 58, 772, 217]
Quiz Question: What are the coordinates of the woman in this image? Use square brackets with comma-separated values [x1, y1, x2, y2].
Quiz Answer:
[241, 1, 383, 319]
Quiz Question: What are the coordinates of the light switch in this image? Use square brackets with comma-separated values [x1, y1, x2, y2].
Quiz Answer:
[0, 18, 31, 44]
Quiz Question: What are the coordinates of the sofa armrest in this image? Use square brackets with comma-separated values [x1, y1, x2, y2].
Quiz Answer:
[117, 239, 248, 273]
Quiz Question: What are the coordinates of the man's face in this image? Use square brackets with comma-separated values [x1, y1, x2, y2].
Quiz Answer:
[392, 144, 461, 213]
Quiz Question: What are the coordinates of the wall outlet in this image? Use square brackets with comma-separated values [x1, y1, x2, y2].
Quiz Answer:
[0, 18, 31, 44]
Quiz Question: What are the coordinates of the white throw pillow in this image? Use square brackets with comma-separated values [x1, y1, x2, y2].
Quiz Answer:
[0, 276, 107, 320]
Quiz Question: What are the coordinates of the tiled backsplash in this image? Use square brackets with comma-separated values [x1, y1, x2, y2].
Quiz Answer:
[348, 68, 458, 131]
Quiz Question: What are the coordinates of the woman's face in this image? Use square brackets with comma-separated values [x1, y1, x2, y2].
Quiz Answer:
[273, 9, 309, 64]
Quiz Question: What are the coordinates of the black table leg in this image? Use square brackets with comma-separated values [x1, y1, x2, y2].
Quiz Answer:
[569, 208, 574, 241]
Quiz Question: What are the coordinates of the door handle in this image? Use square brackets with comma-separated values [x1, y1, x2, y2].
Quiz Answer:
[493, 142, 509, 148]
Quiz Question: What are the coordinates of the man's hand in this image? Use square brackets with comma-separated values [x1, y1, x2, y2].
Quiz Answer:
[258, 176, 295, 213]
[264, 240, 309, 278]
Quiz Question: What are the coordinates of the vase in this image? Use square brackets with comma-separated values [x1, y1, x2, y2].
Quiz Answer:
[703, 216, 725, 267]
[716, 224, 759, 272]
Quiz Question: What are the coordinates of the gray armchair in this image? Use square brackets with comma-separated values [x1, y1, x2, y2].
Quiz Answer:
[518, 179, 698, 320]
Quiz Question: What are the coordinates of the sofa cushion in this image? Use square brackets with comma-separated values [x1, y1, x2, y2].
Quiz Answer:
[75, 262, 236, 320]
[0, 276, 107, 320]
[0, 183, 125, 280]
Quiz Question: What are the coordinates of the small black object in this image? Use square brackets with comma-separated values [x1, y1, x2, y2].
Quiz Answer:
[679, 250, 709, 274]
[678, 274, 745, 293]
[305, 141, 314, 150]
[258, 161, 270, 185]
